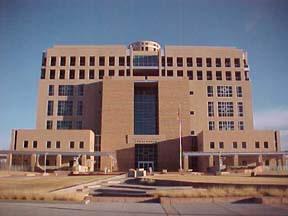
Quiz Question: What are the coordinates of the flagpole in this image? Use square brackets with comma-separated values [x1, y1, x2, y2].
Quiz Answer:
[179, 105, 182, 171]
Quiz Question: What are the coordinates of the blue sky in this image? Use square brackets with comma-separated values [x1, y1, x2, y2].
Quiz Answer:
[0, 0, 288, 149]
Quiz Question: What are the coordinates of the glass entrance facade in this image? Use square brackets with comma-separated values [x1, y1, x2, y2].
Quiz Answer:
[135, 144, 158, 170]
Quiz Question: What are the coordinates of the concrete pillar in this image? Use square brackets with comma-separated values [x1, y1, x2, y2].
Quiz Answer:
[6, 153, 12, 169]
[208, 154, 214, 167]
[81, 155, 87, 166]
[56, 154, 62, 167]
[233, 155, 239, 166]
[282, 156, 287, 167]
[183, 155, 189, 171]
[31, 154, 37, 172]
[270, 158, 277, 168]
[257, 155, 263, 166]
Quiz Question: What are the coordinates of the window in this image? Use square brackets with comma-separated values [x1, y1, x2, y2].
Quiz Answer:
[49, 70, 55, 79]
[191, 131, 195, 135]
[58, 85, 73, 96]
[167, 57, 173, 66]
[46, 141, 51, 149]
[217, 86, 232, 97]
[233, 142, 237, 149]
[216, 58, 221, 67]
[236, 86, 243, 97]
[109, 70, 115, 76]
[126, 56, 130, 66]
[242, 142, 247, 149]
[177, 70, 183, 77]
[186, 57, 193, 67]
[69, 70, 75, 79]
[79, 141, 84, 149]
[50, 56, 56, 66]
[207, 86, 213, 97]
[161, 70, 165, 76]
[219, 121, 234, 131]
[56, 141, 61, 148]
[196, 57, 202, 67]
[79, 70, 85, 79]
[264, 142, 269, 148]
[244, 71, 249, 81]
[48, 85, 54, 96]
[78, 85, 84, 96]
[119, 56, 125, 66]
[219, 142, 224, 149]
[99, 56, 105, 66]
[265, 160, 269, 166]
[237, 102, 244, 117]
[206, 58, 212, 67]
[89, 56, 95, 66]
[208, 102, 214, 117]
[190, 111, 194, 115]
[60, 56, 66, 66]
[187, 71, 193, 80]
[119, 70, 125, 76]
[208, 121, 215, 130]
[255, 141, 260, 149]
[216, 71, 222, 80]
[41, 69, 46, 79]
[59, 70, 65, 79]
[197, 71, 202, 80]
[210, 142, 215, 149]
[218, 102, 234, 116]
[189, 91, 194, 95]
[47, 101, 54, 116]
[177, 57, 183, 67]
[126, 69, 130, 76]
[226, 71, 232, 81]
[238, 121, 244, 130]
[46, 120, 53, 129]
[57, 101, 73, 116]
[23, 140, 28, 148]
[109, 56, 115, 66]
[77, 101, 83, 115]
[89, 69, 95, 79]
[99, 70, 104, 79]
[161, 56, 165, 67]
[70, 56, 76, 66]
[70, 141, 75, 149]
[167, 70, 173, 77]
[42, 53, 46, 66]
[75, 121, 82, 129]
[207, 71, 212, 80]
[235, 71, 241, 81]
[234, 58, 240, 67]
[57, 121, 72, 129]
[80, 56, 85, 66]
[33, 141, 37, 148]
[225, 58, 231, 67]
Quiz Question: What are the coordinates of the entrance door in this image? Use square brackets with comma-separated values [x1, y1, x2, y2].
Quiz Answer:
[137, 161, 154, 170]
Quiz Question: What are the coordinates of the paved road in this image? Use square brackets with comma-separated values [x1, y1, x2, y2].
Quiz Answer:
[0, 201, 288, 216]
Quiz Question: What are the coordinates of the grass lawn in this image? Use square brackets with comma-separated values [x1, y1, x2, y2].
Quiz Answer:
[147, 173, 288, 186]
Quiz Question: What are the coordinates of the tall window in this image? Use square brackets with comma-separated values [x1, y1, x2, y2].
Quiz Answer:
[235, 71, 241, 81]
[167, 57, 173, 66]
[219, 121, 234, 131]
[206, 58, 212, 67]
[119, 56, 125, 66]
[41, 69, 45, 79]
[236, 86, 243, 97]
[77, 101, 83, 115]
[197, 71, 203, 80]
[242, 142, 247, 149]
[207, 71, 212, 80]
[208, 121, 215, 130]
[177, 57, 183, 67]
[218, 102, 234, 117]
[78, 85, 84, 96]
[89, 56, 95, 66]
[186, 57, 193, 67]
[238, 121, 244, 130]
[59, 70, 65, 79]
[234, 58, 240, 67]
[58, 85, 73, 96]
[69, 70, 75, 79]
[46, 120, 53, 129]
[79, 70, 85, 79]
[196, 57, 202, 67]
[57, 101, 73, 116]
[49, 70, 55, 79]
[80, 56, 85, 66]
[237, 102, 244, 117]
[226, 71, 232, 81]
[225, 58, 231, 67]
[187, 71, 193, 80]
[216, 58, 221, 67]
[208, 102, 214, 117]
[48, 85, 54, 96]
[109, 56, 115, 66]
[217, 86, 232, 97]
[207, 86, 213, 97]
[99, 56, 105, 66]
[70, 56, 76, 66]
[210, 142, 215, 149]
[60, 56, 66, 66]
[216, 71, 222, 80]
[89, 69, 95, 79]
[47, 101, 54, 116]
[50, 56, 56, 66]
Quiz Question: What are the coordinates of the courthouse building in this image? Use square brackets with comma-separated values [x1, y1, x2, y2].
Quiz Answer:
[6, 40, 287, 172]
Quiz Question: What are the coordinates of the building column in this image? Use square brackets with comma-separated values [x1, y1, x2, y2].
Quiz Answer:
[208, 154, 214, 167]
[31, 154, 37, 172]
[233, 155, 239, 166]
[81, 155, 87, 166]
[257, 155, 263, 166]
[282, 155, 287, 167]
[183, 155, 189, 171]
[270, 158, 277, 168]
[6, 153, 13, 169]
[56, 154, 62, 168]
